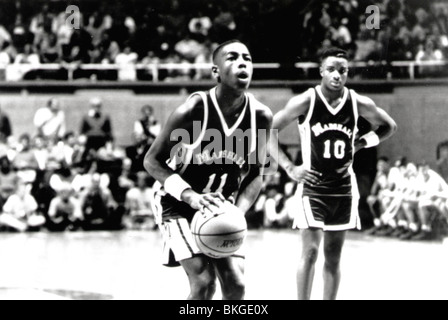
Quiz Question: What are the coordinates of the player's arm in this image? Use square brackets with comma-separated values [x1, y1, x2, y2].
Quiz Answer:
[235, 107, 273, 213]
[144, 98, 224, 212]
[270, 90, 322, 185]
[355, 93, 398, 152]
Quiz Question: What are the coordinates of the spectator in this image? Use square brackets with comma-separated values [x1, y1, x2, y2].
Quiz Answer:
[11, 15, 32, 54]
[80, 97, 113, 157]
[97, 140, 126, 162]
[47, 185, 82, 231]
[11, 133, 39, 184]
[194, 40, 215, 80]
[32, 135, 49, 171]
[72, 161, 110, 195]
[397, 163, 422, 239]
[0, 105, 12, 143]
[436, 140, 448, 182]
[174, 34, 204, 62]
[80, 172, 118, 230]
[52, 9, 75, 57]
[116, 47, 137, 66]
[39, 32, 61, 63]
[33, 98, 66, 142]
[115, 46, 138, 81]
[117, 158, 136, 191]
[0, 156, 19, 208]
[127, 105, 160, 173]
[66, 22, 93, 64]
[0, 25, 12, 51]
[133, 105, 161, 146]
[14, 43, 40, 65]
[365, 157, 393, 235]
[141, 50, 160, 65]
[412, 163, 448, 240]
[85, 12, 107, 50]
[0, 180, 45, 232]
[0, 42, 12, 67]
[416, 38, 445, 77]
[123, 172, 156, 230]
[58, 131, 77, 167]
[29, 3, 55, 38]
[375, 157, 409, 236]
[331, 18, 352, 49]
[211, 10, 238, 42]
[354, 24, 378, 61]
[101, 39, 121, 64]
[188, 12, 213, 42]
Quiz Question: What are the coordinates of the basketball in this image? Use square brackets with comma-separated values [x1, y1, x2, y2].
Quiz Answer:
[191, 201, 247, 259]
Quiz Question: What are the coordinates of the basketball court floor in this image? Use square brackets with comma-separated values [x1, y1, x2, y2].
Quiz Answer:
[0, 229, 446, 300]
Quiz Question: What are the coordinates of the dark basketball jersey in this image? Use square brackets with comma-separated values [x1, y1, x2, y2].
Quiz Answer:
[298, 86, 359, 196]
[158, 87, 259, 221]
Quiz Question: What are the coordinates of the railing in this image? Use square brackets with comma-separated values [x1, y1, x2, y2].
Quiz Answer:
[0, 60, 446, 82]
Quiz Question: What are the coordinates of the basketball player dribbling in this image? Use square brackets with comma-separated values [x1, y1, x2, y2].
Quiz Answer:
[271, 48, 397, 300]
[144, 40, 273, 300]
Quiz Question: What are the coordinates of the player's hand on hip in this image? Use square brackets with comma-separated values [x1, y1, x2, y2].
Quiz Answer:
[182, 189, 225, 212]
[354, 139, 366, 153]
[286, 165, 322, 186]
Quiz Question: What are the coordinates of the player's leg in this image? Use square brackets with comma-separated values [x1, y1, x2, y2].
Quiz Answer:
[322, 230, 346, 300]
[366, 195, 383, 234]
[181, 256, 217, 300]
[297, 228, 324, 300]
[160, 215, 216, 300]
[214, 256, 245, 300]
[413, 199, 438, 240]
[399, 201, 420, 239]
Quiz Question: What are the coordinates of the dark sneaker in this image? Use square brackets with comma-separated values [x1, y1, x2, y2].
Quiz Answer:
[375, 226, 395, 236]
[390, 227, 407, 238]
[365, 225, 384, 235]
[411, 231, 433, 241]
[399, 230, 419, 240]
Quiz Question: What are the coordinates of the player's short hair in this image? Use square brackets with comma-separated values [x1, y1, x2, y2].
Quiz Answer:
[212, 40, 245, 64]
[142, 104, 154, 113]
[436, 140, 448, 159]
[378, 156, 389, 163]
[320, 47, 349, 64]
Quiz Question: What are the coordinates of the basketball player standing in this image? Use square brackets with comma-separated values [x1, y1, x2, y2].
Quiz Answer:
[145, 40, 273, 300]
[271, 48, 397, 300]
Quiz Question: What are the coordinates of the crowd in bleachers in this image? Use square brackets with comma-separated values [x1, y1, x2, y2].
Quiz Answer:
[0, 97, 447, 240]
[0, 98, 160, 232]
[0, 0, 447, 81]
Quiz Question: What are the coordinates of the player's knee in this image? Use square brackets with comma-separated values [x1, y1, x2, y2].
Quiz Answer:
[324, 243, 343, 267]
[367, 196, 376, 206]
[301, 246, 319, 265]
[223, 280, 245, 300]
[190, 276, 216, 300]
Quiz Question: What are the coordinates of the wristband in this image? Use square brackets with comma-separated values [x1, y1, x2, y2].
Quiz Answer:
[164, 174, 192, 201]
[361, 131, 380, 148]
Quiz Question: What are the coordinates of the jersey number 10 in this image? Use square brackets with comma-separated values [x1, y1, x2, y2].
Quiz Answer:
[323, 140, 346, 159]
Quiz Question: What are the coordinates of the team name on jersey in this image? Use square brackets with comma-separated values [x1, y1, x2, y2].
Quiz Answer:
[311, 122, 353, 138]
[195, 149, 246, 167]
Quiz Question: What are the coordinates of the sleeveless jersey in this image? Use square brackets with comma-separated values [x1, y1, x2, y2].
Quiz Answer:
[159, 87, 259, 220]
[298, 86, 359, 196]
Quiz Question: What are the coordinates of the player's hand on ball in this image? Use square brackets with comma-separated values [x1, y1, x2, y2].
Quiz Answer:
[182, 190, 226, 213]
[286, 165, 322, 186]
